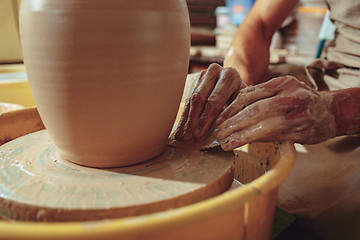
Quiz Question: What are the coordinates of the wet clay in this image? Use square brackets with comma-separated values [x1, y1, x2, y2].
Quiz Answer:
[214, 76, 338, 150]
[19, 0, 190, 167]
[0, 130, 234, 222]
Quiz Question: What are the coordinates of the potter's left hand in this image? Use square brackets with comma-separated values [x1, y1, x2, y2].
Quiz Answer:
[214, 76, 337, 151]
[174, 63, 246, 143]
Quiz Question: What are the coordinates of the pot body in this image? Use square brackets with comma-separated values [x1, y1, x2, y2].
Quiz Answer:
[20, 0, 190, 167]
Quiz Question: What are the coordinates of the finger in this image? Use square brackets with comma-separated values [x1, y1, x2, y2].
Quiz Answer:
[174, 70, 206, 141]
[218, 106, 317, 151]
[216, 84, 277, 126]
[190, 69, 207, 95]
[215, 94, 308, 140]
[182, 63, 222, 141]
[218, 116, 291, 151]
[260, 75, 303, 91]
[174, 99, 191, 140]
[195, 67, 243, 139]
[216, 76, 308, 126]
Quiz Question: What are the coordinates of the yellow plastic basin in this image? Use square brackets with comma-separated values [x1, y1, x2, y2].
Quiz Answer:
[0, 64, 35, 107]
[0, 107, 296, 240]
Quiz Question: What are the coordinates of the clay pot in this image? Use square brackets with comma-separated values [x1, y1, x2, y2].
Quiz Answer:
[19, 1, 190, 167]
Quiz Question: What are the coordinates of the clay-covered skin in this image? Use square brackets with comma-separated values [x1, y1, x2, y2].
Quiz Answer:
[174, 63, 246, 143]
[20, 1, 190, 167]
[330, 88, 360, 136]
[215, 76, 338, 150]
[175, 70, 344, 151]
[176, 68, 360, 151]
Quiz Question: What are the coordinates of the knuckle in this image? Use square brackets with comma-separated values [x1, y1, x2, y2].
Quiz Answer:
[241, 85, 255, 94]
[222, 67, 240, 81]
[223, 66, 238, 75]
[285, 76, 302, 87]
[207, 95, 218, 104]
[275, 75, 297, 85]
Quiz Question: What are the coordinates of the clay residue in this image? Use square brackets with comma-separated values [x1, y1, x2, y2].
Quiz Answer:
[0, 130, 234, 221]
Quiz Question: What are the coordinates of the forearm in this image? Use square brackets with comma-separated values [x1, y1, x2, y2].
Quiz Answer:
[224, 0, 299, 85]
[223, 16, 271, 85]
[330, 88, 360, 136]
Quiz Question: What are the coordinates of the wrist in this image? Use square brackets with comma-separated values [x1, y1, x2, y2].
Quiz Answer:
[330, 88, 360, 136]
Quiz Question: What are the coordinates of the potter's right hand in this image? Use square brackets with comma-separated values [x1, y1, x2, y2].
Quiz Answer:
[174, 63, 246, 143]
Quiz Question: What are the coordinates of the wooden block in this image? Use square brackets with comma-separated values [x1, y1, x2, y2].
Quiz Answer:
[0, 130, 234, 222]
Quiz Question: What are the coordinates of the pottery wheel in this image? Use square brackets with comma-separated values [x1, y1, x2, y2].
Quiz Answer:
[0, 130, 234, 222]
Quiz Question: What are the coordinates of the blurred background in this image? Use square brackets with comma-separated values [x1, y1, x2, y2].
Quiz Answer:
[0, 0, 333, 108]
[187, 0, 331, 72]
[0, 0, 332, 69]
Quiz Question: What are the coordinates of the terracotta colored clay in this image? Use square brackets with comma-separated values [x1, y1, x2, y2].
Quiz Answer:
[19, 1, 190, 167]
[0, 130, 234, 221]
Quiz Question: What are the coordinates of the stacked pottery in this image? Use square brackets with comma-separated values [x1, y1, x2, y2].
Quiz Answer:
[20, 0, 190, 167]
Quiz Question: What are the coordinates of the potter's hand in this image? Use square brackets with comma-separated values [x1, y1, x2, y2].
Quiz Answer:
[215, 76, 337, 151]
[175, 63, 246, 143]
